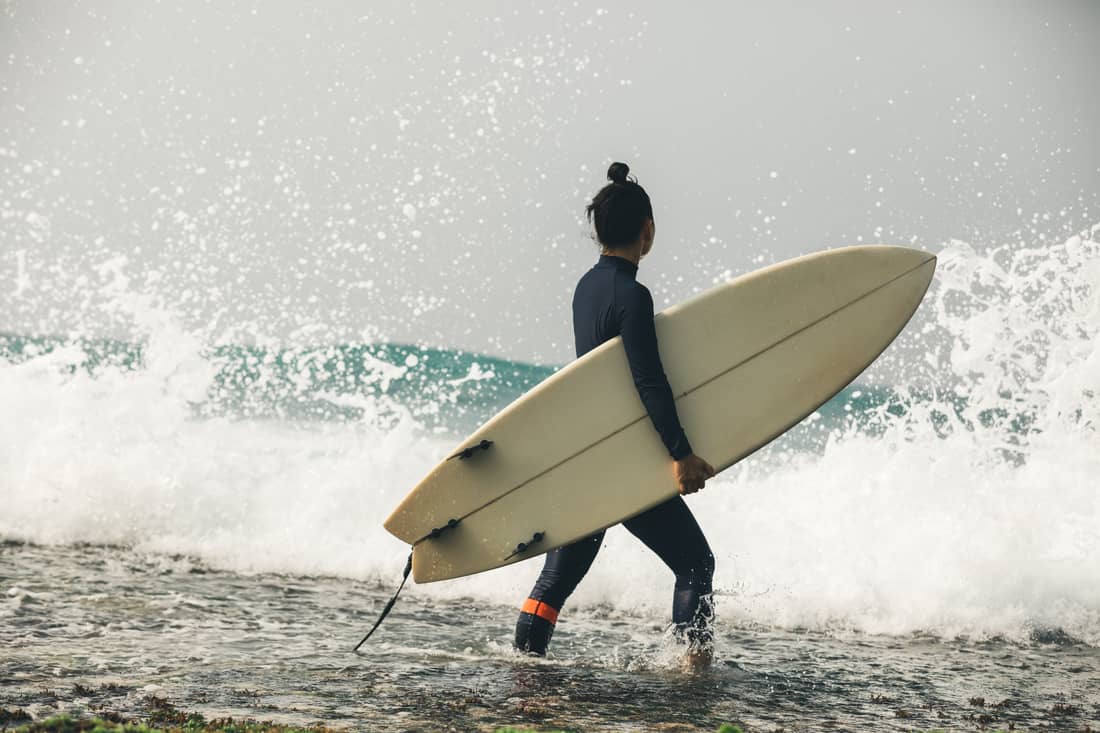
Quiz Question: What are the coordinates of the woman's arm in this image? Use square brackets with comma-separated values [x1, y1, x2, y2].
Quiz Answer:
[619, 284, 694, 460]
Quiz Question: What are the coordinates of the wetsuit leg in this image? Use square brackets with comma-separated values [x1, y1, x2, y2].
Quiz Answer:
[621, 496, 715, 648]
[514, 530, 605, 655]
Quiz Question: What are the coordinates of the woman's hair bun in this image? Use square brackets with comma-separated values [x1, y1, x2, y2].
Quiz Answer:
[587, 160, 652, 247]
[607, 161, 630, 184]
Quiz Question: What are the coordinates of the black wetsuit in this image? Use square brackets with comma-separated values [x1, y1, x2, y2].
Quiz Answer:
[514, 254, 715, 655]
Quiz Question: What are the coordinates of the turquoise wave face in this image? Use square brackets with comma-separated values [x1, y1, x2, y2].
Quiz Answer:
[0, 331, 1040, 449]
[0, 332, 555, 435]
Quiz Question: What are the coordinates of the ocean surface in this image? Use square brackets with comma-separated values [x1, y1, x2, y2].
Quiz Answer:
[2, 231, 1099, 731]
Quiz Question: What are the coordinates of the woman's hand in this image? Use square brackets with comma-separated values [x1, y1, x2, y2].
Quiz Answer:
[674, 454, 717, 495]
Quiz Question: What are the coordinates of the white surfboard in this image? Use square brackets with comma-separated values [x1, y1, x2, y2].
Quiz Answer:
[385, 245, 936, 582]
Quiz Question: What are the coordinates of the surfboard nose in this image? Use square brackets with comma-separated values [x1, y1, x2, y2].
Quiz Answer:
[854, 244, 937, 306]
[862, 244, 937, 274]
[893, 246, 937, 302]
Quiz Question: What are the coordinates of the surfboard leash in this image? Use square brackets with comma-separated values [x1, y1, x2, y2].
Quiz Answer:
[354, 517, 463, 651]
[353, 551, 412, 652]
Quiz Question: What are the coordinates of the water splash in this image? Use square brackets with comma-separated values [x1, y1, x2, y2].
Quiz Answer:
[1, 227, 1097, 645]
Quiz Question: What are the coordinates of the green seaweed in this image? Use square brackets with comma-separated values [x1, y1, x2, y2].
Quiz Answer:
[6, 717, 763, 733]
[10, 715, 337, 733]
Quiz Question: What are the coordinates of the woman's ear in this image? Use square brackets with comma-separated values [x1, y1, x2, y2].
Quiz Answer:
[641, 218, 655, 256]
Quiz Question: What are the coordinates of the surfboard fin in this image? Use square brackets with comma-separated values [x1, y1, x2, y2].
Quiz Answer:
[447, 439, 493, 461]
[428, 517, 460, 539]
[505, 531, 545, 561]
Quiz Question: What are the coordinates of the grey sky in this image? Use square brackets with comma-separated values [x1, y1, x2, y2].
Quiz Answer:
[2, 1, 1098, 365]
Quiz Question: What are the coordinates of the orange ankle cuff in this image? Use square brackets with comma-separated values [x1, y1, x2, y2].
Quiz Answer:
[521, 597, 559, 624]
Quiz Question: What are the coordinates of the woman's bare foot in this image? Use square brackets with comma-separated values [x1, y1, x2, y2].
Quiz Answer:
[681, 645, 714, 673]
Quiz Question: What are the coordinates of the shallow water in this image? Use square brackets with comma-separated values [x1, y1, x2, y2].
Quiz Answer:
[3, 542, 1098, 732]
[2, 231, 1099, 731]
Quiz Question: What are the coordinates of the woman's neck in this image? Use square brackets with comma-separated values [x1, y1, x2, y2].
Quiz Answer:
[600, 243, 643, 266]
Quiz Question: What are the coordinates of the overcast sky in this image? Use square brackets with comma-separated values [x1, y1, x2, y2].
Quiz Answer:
[2, 1, 1098, 365]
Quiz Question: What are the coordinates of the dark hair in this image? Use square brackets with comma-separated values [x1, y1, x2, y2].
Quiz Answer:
[585, 162, 653, 249]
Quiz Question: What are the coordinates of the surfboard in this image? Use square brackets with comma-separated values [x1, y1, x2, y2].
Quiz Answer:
[384, 245, 936, 583]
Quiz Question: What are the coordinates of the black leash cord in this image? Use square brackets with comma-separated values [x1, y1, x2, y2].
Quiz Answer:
[353, 551, 412, 652]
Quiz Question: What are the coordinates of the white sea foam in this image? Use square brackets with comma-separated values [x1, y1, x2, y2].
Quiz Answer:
[2, 227, 1097, 644]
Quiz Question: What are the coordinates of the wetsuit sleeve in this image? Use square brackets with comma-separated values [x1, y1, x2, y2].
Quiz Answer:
[619, 285, 694, 461]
